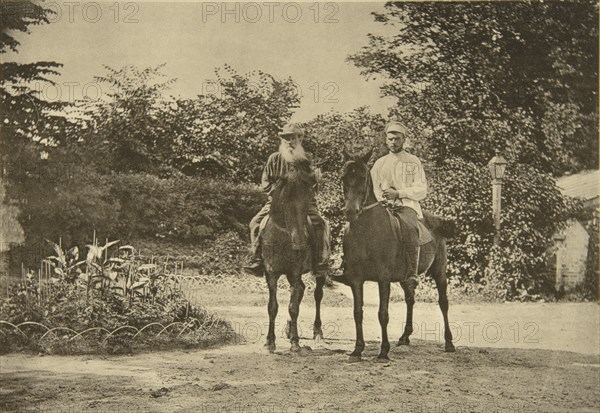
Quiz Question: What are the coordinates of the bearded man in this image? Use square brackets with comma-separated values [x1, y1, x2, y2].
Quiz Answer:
[243, 123, 330, 277]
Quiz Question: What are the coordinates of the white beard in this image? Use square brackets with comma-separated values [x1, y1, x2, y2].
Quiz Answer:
[279, 141, 307, 163]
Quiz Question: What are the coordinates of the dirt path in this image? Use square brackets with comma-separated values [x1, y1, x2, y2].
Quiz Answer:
[1, 284, 599, 412]
[1, 335, 599, 412]
[212, 283, 600, 355]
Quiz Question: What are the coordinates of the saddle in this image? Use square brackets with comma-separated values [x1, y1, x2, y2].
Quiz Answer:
[386, 208, 433, 246]
[258, 214, 316, 275]
[258, 214, 317, 250]
[258, 214, 313, 236]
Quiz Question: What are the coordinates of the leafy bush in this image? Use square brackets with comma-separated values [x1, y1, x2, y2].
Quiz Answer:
[302, 107, 386, 174]
[7, 169, 265, 269]
[0, 240, 234, 354]
[132, 231, 250, 275]
[423, 157, 577, 299]
[316, 172, 345, 253]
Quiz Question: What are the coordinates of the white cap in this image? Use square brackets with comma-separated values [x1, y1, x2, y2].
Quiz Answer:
[385, 121, 408, 135]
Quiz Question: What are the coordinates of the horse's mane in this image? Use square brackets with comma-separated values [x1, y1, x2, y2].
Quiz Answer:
[271, 163, 316, 209]
[345, 156, 458, 239]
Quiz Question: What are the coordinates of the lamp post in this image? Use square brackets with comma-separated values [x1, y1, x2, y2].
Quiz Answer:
[488, 152, 507, 246]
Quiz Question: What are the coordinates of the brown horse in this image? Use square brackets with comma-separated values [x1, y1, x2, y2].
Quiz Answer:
[340, 153, 457, 362]
[260, 163, 326, 352]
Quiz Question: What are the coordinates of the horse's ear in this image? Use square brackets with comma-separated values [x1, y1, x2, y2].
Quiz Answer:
[342, 148, 351, 163]
[275, 175, 287, 191]
[359, 148, 373, 166]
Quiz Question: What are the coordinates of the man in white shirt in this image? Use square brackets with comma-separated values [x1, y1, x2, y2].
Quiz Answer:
[370, 120, 427, 283]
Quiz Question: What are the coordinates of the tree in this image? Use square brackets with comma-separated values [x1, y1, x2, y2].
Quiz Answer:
[1, 0, 80, 268]
[301, 107, 386, 173]
[167, 65, 301, 181]
[349, 1, 598, 175]
[1, 1, 68, 159]
[79, 64, 178, 174]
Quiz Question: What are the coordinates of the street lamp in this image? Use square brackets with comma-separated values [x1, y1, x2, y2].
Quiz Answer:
[488, 152, 507, 246]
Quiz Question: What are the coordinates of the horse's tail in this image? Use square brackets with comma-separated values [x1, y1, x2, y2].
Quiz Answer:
[422, 211, 459, 239]
[436, 219, 458, 239]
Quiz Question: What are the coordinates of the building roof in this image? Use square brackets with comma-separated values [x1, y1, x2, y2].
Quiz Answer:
[556, 170, 600, 200]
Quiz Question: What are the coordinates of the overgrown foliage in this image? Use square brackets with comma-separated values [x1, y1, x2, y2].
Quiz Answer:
[77, 64, 178, 174]
[302, 107, 386, 173]
[168, 65, 301, 181]
[422, 158, 578, 299]
[349, 1, 598, 175]
[75, 64, 300, 180]
[0, 239, 234, 354]
[1, 1, 74, 198]
[9, 172, 264, 269]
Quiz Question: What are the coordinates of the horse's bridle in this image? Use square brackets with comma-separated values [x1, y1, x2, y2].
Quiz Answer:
[355, 161, 379, 217]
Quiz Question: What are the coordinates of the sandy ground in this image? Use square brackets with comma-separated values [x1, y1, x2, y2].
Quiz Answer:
[1, 281, 599, 412]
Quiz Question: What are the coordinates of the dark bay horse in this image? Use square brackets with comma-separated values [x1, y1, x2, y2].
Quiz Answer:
[340, 153, 457, 362]
[260, 164, 326, 352]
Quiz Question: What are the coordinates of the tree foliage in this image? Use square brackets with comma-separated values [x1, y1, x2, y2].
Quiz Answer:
[1, 1, 68, 163]
[349, 1, 598, 175]
[1, 0, 52, 53]
[423, 158, 577, 298]
[77, 64, 178, 174]
[301, 107, 386, 173]
[167, 64, 300, 181]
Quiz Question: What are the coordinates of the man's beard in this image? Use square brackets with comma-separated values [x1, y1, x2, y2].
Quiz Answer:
[279, 141, 307, 163]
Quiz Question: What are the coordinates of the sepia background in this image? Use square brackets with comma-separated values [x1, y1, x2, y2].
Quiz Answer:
[1, 1, 598, 412]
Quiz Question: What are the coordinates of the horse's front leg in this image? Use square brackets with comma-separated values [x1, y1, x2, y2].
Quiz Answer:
[398, 278, 417, 346]
[377, 280, 391, 361]
[287, 273, 305, 352]
[265, 273, 279, 352]
[313, 275, 325, 340]
[349, 282, 364, 361]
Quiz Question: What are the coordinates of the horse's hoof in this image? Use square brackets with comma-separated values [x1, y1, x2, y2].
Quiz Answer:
[397, 337, 410, 346]
[445, 342, 456, 353]
[376, 356, 391, 363]
[290, 342, 301, 352]
[264, 342, 276, 353]
[348, 355, 362, 363]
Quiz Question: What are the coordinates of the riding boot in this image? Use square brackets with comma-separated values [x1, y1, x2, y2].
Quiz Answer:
[310, 221, 331, 279]
[243, 239, 265, 277]
[312, 236, 328, 278]
[404, 244, 420, 288]
[330, 223, 349, 281]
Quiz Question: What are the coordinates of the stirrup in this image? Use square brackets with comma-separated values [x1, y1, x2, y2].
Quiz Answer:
[243, 261, 265, 277]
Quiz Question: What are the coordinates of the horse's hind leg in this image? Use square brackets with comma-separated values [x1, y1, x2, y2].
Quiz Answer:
[287, 273, 305, 352]
[265, 274, 280, 352]
[377, 281, 391, 362]
[398, 277, 417, 346]
[430, 257, 455, 352]
[313, 275, 325, 340]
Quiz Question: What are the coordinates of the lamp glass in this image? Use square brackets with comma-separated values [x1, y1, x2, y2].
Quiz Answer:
[488, 155, 507, 180]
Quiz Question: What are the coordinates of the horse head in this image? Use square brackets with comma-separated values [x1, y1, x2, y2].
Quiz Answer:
[342, 150, 374, 222]
[270, 164, 317, 249]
